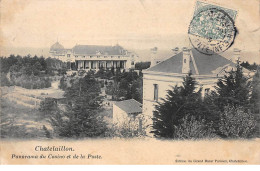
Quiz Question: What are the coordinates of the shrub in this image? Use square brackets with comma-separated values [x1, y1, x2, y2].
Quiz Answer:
[11, 74, 52, 89]
[0, 73, 11, 86]
[59, 76, 68, 90]
[42, 125, 52, 139]
[219, 106, 257, 138]
[106, 115, 148, 138]
[173, 115, 216, 140]
[39, 98, 58, 119]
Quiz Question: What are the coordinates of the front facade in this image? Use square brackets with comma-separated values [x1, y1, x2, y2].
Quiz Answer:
[49, 42, 138, 71]
[142, 47, 250, 119]
[113, 99, 142, 125]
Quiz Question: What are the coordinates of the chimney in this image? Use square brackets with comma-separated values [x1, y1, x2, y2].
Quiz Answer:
[150, 47, 158, 67]
[182, 47, 191, 74]
[172, 47, 179, 55]
[233, 48, 241, 62]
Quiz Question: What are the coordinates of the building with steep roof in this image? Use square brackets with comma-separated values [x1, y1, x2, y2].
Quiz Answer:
[49, 42, 139, 71]
[142, 47, 251, 119]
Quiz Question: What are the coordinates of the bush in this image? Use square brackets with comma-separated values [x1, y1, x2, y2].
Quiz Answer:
[39, 98, 58, 119]
[106, 115, 148, 138]
[49, 110, 107, 138]
[0, 73, 11, 86]
[99, 81, 104, 88]
[10, 75, 52, 89]
[59, 76, 68, 90]
[219, 106, 257, 138]
[173, 115, 216, 140]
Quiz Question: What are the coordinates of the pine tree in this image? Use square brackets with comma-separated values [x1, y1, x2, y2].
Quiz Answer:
[250, 68, 260, 114]
[151, 73, 208, 138]
[214, 61, 251, 111]
[49, 75, 107, 138]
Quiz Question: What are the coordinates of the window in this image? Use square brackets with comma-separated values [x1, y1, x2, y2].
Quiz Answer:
[120, 61, 125, 68]
[131, 61, 134, 65]
[67, 54, 70, 57]
[91, 61, 96, 69]
[205, 88, 210, 95]
[75, 55, 78, 58]
[153, 84, 158, 101]
[184, 59, 186, 63]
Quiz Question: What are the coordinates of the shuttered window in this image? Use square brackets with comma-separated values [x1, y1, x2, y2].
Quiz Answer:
[154, 84, 158, 101]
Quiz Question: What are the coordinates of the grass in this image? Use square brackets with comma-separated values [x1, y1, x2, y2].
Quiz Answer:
[0, 86, 54, 139]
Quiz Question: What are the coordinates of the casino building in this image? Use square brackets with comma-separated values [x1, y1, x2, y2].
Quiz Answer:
[49, 42, 139, 71]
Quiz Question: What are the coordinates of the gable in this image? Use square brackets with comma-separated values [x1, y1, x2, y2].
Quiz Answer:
[146, 48, 237, 76]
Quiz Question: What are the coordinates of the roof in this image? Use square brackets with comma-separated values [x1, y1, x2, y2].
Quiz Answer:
[146, 48, 236, 75]
[114, 99, 142, 114]
[73, 45, 126, 55]
[50, 42, 64, 51]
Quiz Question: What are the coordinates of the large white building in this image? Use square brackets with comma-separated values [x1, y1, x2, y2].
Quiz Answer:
[49, 42, 139, 71]
[142, 47, 251, 119]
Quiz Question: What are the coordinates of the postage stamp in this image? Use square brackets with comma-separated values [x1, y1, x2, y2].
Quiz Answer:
[188, 1, 237, 55]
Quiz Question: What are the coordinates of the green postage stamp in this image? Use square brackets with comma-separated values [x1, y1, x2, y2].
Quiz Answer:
[188, 1, 238, 55]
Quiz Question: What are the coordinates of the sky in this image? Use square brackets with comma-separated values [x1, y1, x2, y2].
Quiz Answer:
[0, 0, 259, 62]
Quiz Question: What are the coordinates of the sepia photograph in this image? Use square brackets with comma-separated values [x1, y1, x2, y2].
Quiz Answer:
[0, 0, 259, 165]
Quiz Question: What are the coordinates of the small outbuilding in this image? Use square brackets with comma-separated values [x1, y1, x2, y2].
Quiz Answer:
[113, 99, 142, 125]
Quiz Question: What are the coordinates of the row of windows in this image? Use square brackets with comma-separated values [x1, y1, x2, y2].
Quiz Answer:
[72, 55, 122, 58]
[152, 84, 210, 102]
[77, 61, 125, 69]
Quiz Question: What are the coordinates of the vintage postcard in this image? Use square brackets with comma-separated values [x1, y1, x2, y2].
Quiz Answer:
[0, 0, 259, 165]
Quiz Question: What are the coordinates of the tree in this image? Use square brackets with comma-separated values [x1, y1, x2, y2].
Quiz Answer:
[49, 75, 107, 138]
[219, 106, 256, 138]
[152, 73, 209, 138]
[0, 73, 11, 86]
[214, 62, 251, 111]
[241, 61, 258, 71]
[59, 76, 68, 90]
[135, 62, 151, 70]
[50, 96, 107, 138]
[250, 68, 260, 114]
[130, 77, 143, 103]
[32, 61, 42, 76]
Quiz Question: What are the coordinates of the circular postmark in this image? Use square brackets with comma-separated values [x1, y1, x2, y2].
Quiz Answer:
[188, 8, 237, 55]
